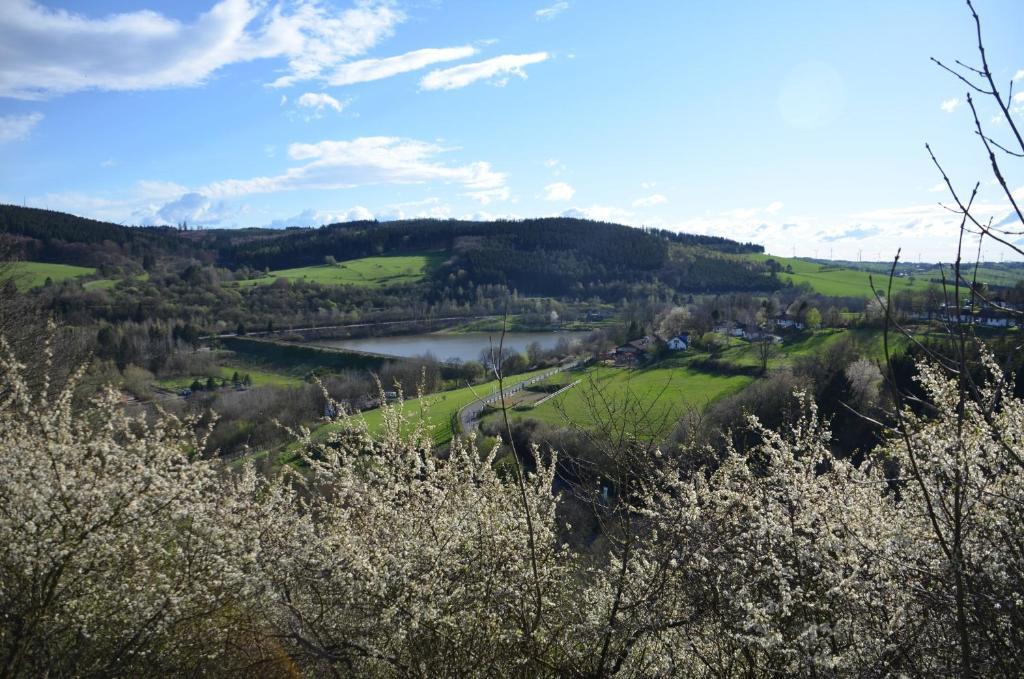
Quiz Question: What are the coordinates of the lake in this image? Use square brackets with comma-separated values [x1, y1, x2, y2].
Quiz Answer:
[313, 331, 591, 363]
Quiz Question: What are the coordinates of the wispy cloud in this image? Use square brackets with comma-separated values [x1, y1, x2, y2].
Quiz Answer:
[940, 97, 961, 113]
[535, 2, 569, 21]
[201, 136, 507, 199]
[296, 92, 345, 115]
[327, 46, 477, 86]
[632, 193, 667, 208]
[542, 181, 574, 201]
[0, 0, 403, 99]
[0, 111, 42, 142]
[420, 53, 549, 90]
[543, 158, 564, 176]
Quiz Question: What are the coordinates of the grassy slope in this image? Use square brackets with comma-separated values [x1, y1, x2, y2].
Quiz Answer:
[505, 359, 752, 439]
[956, 265, 1024, 288]
[157, 365, 303, 390]
[509, 328, 905, 438]
[749, 254, 921, 298]
[83, 273, 150, 291]
[308, 368, 551, 448]
[4, 262, 96, 290]
[718, 328, 907, 369]
[235, 254, 444, 289]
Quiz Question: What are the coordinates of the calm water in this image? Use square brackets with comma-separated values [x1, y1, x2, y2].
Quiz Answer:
[313, 331, 590, 363]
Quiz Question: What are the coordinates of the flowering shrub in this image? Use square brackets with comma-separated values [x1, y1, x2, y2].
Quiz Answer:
[1, 337, 1022, 676]
[0, 339, 278, 676]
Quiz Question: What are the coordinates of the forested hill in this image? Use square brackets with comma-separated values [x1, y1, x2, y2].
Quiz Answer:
[218, 218, 764, 270]
[0, 204, 777, 296]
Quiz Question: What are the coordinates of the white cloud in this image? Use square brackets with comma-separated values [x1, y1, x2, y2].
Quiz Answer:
[1014, 69, 1024, 82]
[542, 182, 575, 202]
[560, 205, 634, 223]
[940, 98, 961, 113]
[12, 179, 243, 227]
[296, 91, 345, 115]
[1012, 92, 1024, 116]
[656, 195, 1022, 261]
[145, 191, 233, 226]
[0, 0, 403, 99]
[382, 200, 453, 220]
[327, 46, 477, 86]
[202, 136, 507, 198]
[56, 136, 508, 227]
[928, 182, 947, 193]
[420, 52, 549, 90]
[765, 200, 784, 214]
[461, 209, 521, 221]
[0, 111, 42, 142]
[535, 2, 569, 20]
[465, 187, 511, 204]
[632, 193, 667, 208]
[265, 206, 373, 228]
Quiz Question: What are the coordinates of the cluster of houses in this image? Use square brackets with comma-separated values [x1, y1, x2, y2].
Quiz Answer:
[607, 332, 690, 365]
[712, 323, 784, 344]
[908, 300, 1020, 328]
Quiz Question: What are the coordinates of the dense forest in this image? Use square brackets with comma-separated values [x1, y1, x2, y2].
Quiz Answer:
[0, 205, 780, 317]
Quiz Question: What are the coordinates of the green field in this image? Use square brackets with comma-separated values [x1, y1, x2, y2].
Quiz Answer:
[716, 328, 906, 370]
[83, 272, 149, 291]
[157, 364, 304, 391]
[3, 262, 96, 290]
[750, 254, 921, 298]
[495, 359, 753, 439]
[946, 265, 1024, 288]
[306, 368, 551, 449]
[235, 254, 444, 289]
[717, 329, 850, 369]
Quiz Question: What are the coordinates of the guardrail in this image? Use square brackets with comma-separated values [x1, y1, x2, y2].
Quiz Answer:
[454, 360, 581, 437]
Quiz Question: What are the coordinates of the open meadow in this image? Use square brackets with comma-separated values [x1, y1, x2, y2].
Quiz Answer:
[232, 254, 444, 289]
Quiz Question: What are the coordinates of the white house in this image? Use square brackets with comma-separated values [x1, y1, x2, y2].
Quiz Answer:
[775, 317, 805, 330]
[666, 333, 690, 351]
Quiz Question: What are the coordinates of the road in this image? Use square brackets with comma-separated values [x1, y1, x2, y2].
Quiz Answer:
[457, 361, 580, 436]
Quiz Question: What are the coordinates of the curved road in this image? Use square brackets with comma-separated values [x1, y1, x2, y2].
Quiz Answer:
[457, 361, 580, 436]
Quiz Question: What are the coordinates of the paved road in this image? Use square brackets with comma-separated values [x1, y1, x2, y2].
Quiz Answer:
[457, 361, 580, 436]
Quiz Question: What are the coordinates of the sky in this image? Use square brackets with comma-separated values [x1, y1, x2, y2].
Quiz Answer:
[0, 0, 1022, 262]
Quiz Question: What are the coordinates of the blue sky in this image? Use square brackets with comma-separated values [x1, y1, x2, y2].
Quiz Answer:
[0, 0, 1021, 261]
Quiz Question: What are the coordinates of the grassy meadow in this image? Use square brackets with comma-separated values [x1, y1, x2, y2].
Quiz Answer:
[234, 254, 444, 289]
[157, 364, 304, 391]
[489, 359, 753, 439]
[304, 368, 551, 449]
[4, 262, 96, 290]
[749, 254, 921, 298]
